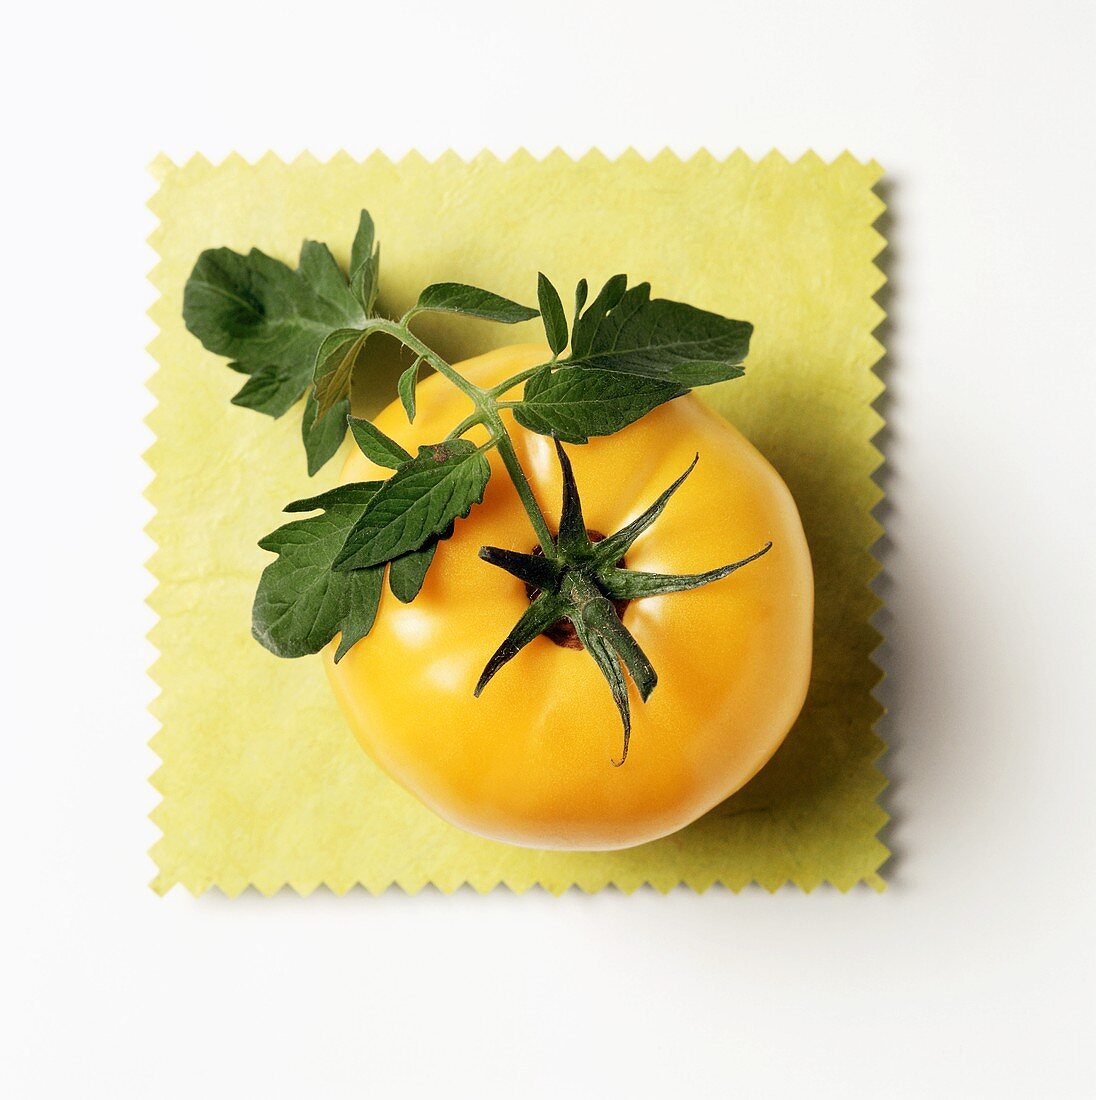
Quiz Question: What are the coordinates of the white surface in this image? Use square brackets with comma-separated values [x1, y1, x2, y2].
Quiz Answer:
[2, 1, 1094, 1096]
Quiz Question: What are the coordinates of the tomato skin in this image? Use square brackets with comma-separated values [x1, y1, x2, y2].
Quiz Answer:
[324, 344, 813, 850]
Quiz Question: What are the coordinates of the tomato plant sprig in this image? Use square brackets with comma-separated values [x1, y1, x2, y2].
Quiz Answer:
[183, 211, 768, 762]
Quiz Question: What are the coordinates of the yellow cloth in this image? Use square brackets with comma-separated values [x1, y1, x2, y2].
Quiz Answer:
[147, 150, 887, 894]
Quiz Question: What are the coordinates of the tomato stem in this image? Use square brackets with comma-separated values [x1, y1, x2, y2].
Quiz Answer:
[489, 416, 557, 557]
[445, 410, 485, 440]
[486, 363, 547, 398]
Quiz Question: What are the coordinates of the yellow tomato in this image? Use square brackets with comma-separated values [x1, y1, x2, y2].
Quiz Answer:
[324, 344, 813, 850]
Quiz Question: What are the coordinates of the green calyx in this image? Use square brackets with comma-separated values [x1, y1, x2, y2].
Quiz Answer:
[476, 436, 771, 765]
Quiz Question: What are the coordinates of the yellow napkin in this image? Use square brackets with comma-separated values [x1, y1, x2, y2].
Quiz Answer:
[147, 150, 887, 894]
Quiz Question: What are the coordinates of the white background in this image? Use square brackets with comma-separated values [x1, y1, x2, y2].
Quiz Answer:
[2, 1, 1093, 1096]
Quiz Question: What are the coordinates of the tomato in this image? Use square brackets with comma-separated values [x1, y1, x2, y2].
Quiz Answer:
[324, 344, 813, 850]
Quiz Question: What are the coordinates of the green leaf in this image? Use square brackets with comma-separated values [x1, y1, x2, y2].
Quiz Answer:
[298, 240, 356, 311]
[348, 416, 411, 469]
[183, 242, 366, 419]
[230, 362, 309, 418]
[565, 280, 752, 386]
[570, 274, 627, 356]
[474, 594, 566, 697]
[350, 248, 380, 315]
[514, 367, 685, 443]
[389, 519, 454, 603]
[598, 542, 772, 600]
[413, 283, 539, 324]
[333, 566, 385, 662]
[349, 211, 375, 274]
[519, 277, 754, 441]
[388, 539, 438, 603]
[312, 328, 368, 422]
[253, 482, 384, 660]
[349, 212, 380, 313]
[282, 483, 378, 514]
[573, 278, 589, 326]
[302, 389, 350, 476]
[592, 455, 699, 567]
[398, 358, 421, 422]
[334, 440, 493, 570]
[537, 273, 568, 356]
